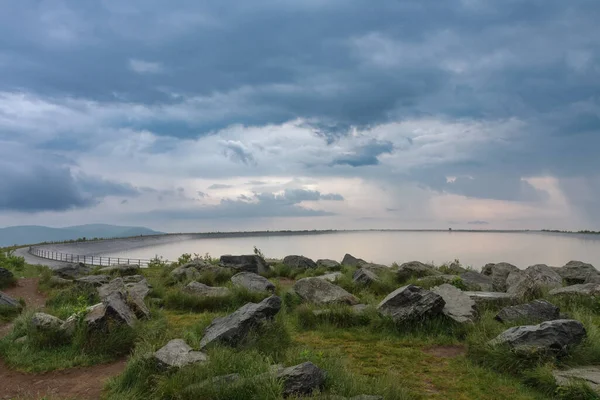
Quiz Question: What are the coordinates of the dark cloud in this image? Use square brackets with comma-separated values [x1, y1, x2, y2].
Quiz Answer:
[221, 141, 256, 165]
[197, 191, 208, 198]
[332, 140, 394, 167]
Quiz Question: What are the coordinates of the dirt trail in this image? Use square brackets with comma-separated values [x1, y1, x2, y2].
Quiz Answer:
[0, 278, 127, 400]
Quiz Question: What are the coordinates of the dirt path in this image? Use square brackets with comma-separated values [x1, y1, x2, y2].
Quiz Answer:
[0, 278, 127, 400]
[0, 359, 127, 400]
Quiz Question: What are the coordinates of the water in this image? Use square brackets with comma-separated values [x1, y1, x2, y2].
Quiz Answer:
[101, 231, 600, 270]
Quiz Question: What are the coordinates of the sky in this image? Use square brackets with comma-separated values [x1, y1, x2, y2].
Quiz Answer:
[1, 0, 599, 232]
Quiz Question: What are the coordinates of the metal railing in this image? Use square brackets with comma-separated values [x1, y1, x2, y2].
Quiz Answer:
[29, 247, 154, 267]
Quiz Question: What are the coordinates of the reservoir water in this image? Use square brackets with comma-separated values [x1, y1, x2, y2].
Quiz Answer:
[100, 231, 600, 270]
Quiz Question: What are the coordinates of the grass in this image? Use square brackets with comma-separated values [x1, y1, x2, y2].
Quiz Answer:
[163, 286, 268, 313]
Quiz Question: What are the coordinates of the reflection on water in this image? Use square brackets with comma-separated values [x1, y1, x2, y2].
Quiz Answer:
[102, 231, 600, 270]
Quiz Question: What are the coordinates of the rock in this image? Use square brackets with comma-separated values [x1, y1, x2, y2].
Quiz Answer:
[98, 264, 140, 276]
[481, 262, 520, 292]
[31, 312, 64, 330]
[49, 276, 72, 286]
[464, 291, 518, 308]
[54, 263, 91, 279]
[549, 283, 600, 297]
[377, 285, 445, 323]
[495, 300, 560, 323]
[459, 271, 493, 291]
[316, 259, 341, 270]
[220, 255, 269, 274]
[396, 261, 440, 282]
[123, 275, 145, 283]
[170, 266, 201, 281]
[0, 291, 20, 308]
[200, 295, 281, 349]
[154, 339, 208, 369]
[126, 279, 151, 300]
[526, 264, 563, 288]
[126, 280, 151, 318]
[553, 366, 600, 394]
[432, 284, 478, 323]
[584, 274, 600, 284]
[341, 254, 366, 267]
[557, 261, 598, 285]
[444, 261, 467, 274]
[76, 275, 110, 287]
[82, 303, 108, 327]
[231, 272, 275, 293]
[353, 268, 381, 285]
[360, 263, 389, 276]
[184, 281, 231, 297]
[102, 292, 137, 327]
[507, 265, 563, 299]
[276, 361, 326, 397]
[283, 255, 317, 270]
[0, 267, 14, 282]
[317, 272, 343, 282]
[98, 278, 127, 299]
[490, 319, 586, 354]
[293, 277, 359, 305]
[418, 274, 460, 286]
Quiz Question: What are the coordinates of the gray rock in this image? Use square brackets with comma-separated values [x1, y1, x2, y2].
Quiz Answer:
[549, 283, 600, 297]
[126, 280, 151, 318]
[495, 300, 560, 323]
[123, 275, 145, 283]
[98, 278, 127, 299]
[432, 284, 478, 323]
[294, 277, 359, 305]
[584, 274, 600, 284]
[54, 263, 92, 279]
[154, 339, 208, 369]
[31, 312, 64, 330]
[460, 271, 493, 291]
[360, 263, 389, 275]
[200, 295, 281, 349]
[184, 281, 231, 297]
[276, 361, 326, 397]
[526, 264, 563, 288]
[317, 272, 343, 282]
[377, 285, 445, 323]
[82, 303, 108, 327]
[126, 279, 151, 300]
[0, 291, 20, 308]
[417, 274, 461, 286]
[444, 262, 467, 275]
[220, 255, 269, 274]
[231, 272, 275, 293]
[49, 276, 72, 286]
[553, 366, 600, 394]
[558, 261, 598, 285]
[464, 291, 518, 308]
[316, 259, 341, 270]
[353, 268, 381, 285]
[507, 265, 563, 299]
[102, 291, 137, 327]
[396, 261, 441, 282]
[283, 255, 317, 270]
[170, 266, 201, 281]
[341, 254, 367, 267]
[490, 319, 586, 354]
[481, 263, 520, 292]
[76, 275, 110, 287]
[98, 264, 140, 276]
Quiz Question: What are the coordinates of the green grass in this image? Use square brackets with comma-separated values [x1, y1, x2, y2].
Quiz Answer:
[163, 286, 268, 313]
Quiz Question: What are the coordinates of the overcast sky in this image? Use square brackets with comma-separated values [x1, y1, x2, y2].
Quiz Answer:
[1, 0, 599, 232]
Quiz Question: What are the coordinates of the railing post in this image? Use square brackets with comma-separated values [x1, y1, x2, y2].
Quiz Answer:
[100, 257, 102, 266]
[108, 257, 111, 265]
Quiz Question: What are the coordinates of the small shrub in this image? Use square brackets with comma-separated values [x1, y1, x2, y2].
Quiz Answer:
[296, 304, 375, 330]
[164, 287, 267, 313]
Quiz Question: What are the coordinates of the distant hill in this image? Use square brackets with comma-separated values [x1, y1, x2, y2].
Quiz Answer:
[0, 224, 165, 247]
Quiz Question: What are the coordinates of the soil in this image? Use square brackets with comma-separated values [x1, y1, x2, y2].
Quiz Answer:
[423, 345, 467, 358]
[0, 278, 127, 400]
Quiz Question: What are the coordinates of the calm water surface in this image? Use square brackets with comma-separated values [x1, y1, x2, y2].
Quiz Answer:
[102, 231, 600, 270]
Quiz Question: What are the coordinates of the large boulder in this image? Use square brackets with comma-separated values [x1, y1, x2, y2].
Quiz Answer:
[86, 291, 137, 328]
[460, 271, 493, 292]
[76, 275, 110, 287]
[341, 254, 366, 267]
[507, 265, 563, 299]
[54, 263, 91, 279]
[396, 261, 441, 282]
[293, 278, 359, 305]
[317, 272, 343, 283]
[490, 319, 586, 354]
[316, 259, 341, 270]
[171, 262, 230, 282]
[275, 361, 326, 397]
[98, 264, 140, 276]
[200, 295, 281, 349]
[231, 272, 275, 293]
[283, 255, 317, 270]
[481, 262, 520, 292]
[558, 261, 598, 285]
[553, 366, 600, 394]
[432, 284, 478, 323]
[464, 291, 518, 308]
[154, 339, 208, 369]
[220, 255, 269, 274]
[495, 300, 560, 324]
[549, 283, 600, 297]
[377, 285, 445, 323]
[0, 291, 20, 308]
[353, 268, 381, 285]
[98, 277, 127, 299]
[98, 277, 150, 318]
[31, 312, 64, 331]
[184, 281, 231, 297]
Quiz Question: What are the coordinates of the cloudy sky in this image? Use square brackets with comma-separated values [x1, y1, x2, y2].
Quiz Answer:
[1, 0, 599, 232]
